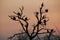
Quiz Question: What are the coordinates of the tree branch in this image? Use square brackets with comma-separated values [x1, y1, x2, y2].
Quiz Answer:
[8, 32, 25, 39]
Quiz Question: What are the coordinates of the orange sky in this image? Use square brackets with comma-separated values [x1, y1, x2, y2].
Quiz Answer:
[0, 0, 60, 37]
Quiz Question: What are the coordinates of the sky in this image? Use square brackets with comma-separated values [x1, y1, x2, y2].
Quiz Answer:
[0, 0, 60, 39]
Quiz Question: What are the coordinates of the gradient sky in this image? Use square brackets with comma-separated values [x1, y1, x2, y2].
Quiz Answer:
[0, 0, 60, 38]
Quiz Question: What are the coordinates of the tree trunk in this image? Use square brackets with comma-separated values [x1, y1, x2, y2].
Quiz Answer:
[29, 37, 33, 40]
[30, 38, 32, 40]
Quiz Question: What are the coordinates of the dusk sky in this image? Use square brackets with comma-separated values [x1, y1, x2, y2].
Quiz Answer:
[0, 0, 60, 39]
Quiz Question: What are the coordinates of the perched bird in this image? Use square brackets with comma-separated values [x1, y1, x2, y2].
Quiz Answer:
[9, 16, 16, 20]
[45, 9, 48, 13]
[17, 12, 21, 16]
[51, 29, 54, 32]
[25, 17, 28, 21]
[12, 16, 16, 20]
[35, 12, 39, 20]
[41, 3, 44, 7]
[36, 12, 39, 15]
[43, 20, 46, 25]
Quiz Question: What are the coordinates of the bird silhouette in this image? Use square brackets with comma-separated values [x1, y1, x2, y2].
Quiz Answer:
[36, 12, 39, 15]
[51, 29, 54, 32]
[9, 16, 16, 20]
[45, 9, 48, 13]
[12, 16, 16, 20]
[41, 3, 44, 7]
[25, 17, 28, 21]
[17, 12, 21, 16]
[43, 20, 46, 25]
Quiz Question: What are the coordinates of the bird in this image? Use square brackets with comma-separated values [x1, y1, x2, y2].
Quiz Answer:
[25, 17, 29, 21]
[36, 12, 39, 15]
[41, 3, 44, 7]
[8, 15, 16, 20]
[17, 12, 21, 16]
[12, 16, 16, 20]
[43, 20, 46, 25]
[51, 29, 54, 32]
[45, 9, 48, 13]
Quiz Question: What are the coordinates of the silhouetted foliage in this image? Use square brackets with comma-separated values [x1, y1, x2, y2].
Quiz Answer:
[8, 2, 57, 40]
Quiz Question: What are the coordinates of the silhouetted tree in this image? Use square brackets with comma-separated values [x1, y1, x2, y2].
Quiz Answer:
[8, 2, 55, 40]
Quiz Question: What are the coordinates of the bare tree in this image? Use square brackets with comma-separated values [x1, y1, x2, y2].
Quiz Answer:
[8, 2, 55, 40]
